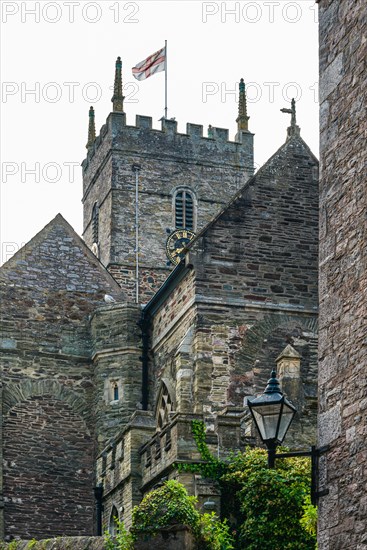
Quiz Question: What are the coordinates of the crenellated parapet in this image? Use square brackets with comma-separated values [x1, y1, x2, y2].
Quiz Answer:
[82, 112, 254, 181]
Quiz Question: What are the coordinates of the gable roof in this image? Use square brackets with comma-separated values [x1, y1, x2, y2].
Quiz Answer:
[0, 214, 124, 298]
[144, 134, 319, 315]
[188, 134, 318, 250]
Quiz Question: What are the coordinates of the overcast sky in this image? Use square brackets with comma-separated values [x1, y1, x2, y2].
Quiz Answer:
[1, 0, 319, 265]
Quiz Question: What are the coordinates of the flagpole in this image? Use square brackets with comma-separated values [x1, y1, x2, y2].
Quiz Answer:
[164, 39, 168, 119]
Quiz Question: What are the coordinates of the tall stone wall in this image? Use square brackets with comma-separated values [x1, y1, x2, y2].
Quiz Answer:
[184, 135, 319, 446]
[148, 268, 197, 414]
[192, 309, 318, 448]
[82, 113, 254, 302]
[3, 397, 94, 540]
[317, 0, 367, 548]
[191, 135, 319, 311]
[0, 216, 123, 540]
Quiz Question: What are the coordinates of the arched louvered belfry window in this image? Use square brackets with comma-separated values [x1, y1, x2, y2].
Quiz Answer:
[92, 202, 99, 243]
[175, 189, 195, 230]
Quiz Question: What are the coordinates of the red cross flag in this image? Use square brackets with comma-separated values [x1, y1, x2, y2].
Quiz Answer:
[132, 46, 166, 81]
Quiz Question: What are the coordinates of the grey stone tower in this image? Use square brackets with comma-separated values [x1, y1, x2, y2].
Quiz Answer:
[82, 58, 254, 302]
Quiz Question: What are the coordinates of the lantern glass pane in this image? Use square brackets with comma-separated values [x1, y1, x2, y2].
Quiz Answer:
[277, 403, 295, 442]
[252, 404, 282, 441]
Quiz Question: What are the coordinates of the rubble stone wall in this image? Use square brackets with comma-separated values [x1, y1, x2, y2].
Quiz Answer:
[317, 0, 367, 548]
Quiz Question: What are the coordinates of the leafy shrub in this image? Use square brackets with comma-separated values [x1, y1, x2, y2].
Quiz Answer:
[223, 447, 317, 550]
[300, 495, 318, 537]
[132, 479, 234, 550]
[198, 512, 234, 550]
[132, 479, 200, 535]
[104, 519, 133, 550]
[178, 421, 317, 550]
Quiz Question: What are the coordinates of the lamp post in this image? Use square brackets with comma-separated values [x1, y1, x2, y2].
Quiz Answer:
[247, 370, 328, 505]
[247, 370, 296, 467]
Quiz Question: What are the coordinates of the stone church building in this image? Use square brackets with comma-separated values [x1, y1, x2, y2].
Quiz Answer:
[0, 61, 319, 540]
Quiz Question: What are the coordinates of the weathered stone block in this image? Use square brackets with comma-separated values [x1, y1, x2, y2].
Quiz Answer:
[133, 525, 194, 550]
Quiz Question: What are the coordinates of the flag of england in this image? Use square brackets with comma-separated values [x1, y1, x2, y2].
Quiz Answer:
[132, 46, 166, 81]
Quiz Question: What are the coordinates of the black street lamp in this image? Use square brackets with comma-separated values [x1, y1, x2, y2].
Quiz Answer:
[247, 370, 296, 468]
[248, 370, 329, 505]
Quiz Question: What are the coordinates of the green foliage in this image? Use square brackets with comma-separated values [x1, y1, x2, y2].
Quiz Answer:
[104, 519, 133, 550]
[300, 495, 318, 536]
[26, 541, 38, 549]
[222, 447, 317, 549]
[177, 420, 227, 479]
[132, 479, 234, 550]
[198, 512, 234, 550]
[132, 479, 200, 535]
[179, 421, 317, 550]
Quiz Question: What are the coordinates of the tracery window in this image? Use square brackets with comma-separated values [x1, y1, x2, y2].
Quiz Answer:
[156, 382, 174, 431]
[174, 189, 194, 230]
[109, 506, 119, 536]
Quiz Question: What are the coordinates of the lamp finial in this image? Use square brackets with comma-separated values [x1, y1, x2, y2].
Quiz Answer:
[264, 370, 283, 395]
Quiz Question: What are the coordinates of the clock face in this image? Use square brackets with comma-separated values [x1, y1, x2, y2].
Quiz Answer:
[166, 229, 196, 265]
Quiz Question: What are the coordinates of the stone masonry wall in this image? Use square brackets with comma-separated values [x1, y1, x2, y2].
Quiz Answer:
[182, 134, 319, 446]
[317, 1, 367, 548]
[146, 132, 320, 446]
[0, 539, 105, 550]
[90, 303, 143, 450]
[3, 397, 94, 540]
[82, 113, 254, 302]
[0, 530, 193, 550]
[0, 216, 123, 539]
[96, 412, 155, 530]
[149, 269, 197, 414]
[148, 283, 317, 450]
[193, 306, 318, 449]
[191, 135, 319, 310]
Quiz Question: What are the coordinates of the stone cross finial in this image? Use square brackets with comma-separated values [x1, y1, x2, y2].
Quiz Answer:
[280, 98, 300, 139]
[86, 106, 96, 149]
[111, 56, 125, 112]
[236, 78, 249, 132]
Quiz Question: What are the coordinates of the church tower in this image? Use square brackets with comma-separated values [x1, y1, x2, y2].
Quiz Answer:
[82, 58, 254, 302]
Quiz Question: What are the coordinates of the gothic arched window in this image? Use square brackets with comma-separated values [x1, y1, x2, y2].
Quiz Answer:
[156, 381, 175, 431]
[92, 202, 99, 243]
[174, 189, 195, 230]
[109, 506, 119, 536]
